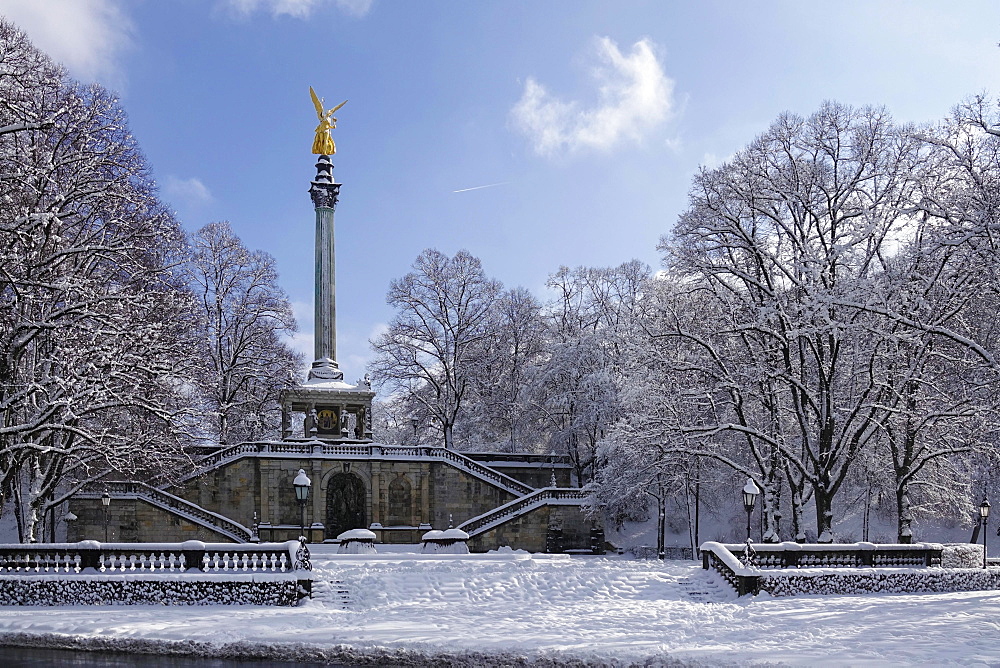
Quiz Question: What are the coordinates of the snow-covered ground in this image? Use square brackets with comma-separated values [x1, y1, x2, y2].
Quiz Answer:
[1, 545, 999, 666]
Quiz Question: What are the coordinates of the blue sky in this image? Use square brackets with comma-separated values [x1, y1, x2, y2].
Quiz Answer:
[2, 0, 999, 380]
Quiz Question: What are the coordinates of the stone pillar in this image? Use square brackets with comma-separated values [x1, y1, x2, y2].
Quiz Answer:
[281, 402, 291, 440]
[306, 404, 317, 438]
[308, 155, 344, 381]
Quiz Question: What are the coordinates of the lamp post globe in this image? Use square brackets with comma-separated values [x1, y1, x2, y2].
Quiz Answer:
[742, 478, 760, 543]
[293, 469, 311, 538]
[980, 496, 991, 569]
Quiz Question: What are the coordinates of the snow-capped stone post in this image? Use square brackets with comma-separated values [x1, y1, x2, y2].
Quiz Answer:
[307, 154, 343, 382]
[420, 527, 470, 554]
[181, 540, 207, 572]
[337, 528, 377, 554]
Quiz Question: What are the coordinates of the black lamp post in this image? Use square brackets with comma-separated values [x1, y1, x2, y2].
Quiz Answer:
[410, 416, 419, 444]
[980, 496, 991, 569]
[742, 478, 760, 543]
[293, 469, 311, 537]
[101, 490, 111, 542]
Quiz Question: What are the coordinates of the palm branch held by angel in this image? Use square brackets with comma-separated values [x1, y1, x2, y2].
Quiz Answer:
[310, 86, 347, 155]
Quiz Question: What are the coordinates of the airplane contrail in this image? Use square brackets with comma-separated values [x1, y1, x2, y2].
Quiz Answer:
[452, 182, 507, 193]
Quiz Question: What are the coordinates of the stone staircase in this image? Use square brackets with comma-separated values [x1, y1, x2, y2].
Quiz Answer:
[457, 487, 589, 537]
[80, 481, 253, 542]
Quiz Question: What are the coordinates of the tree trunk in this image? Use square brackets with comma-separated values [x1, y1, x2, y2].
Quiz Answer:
[896, 485, 913, 544]
[656, 488, 666, 560]
[815, 483, 834, 543]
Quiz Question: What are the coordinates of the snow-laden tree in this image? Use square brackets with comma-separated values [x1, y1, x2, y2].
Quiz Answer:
[658, 103, 935, 541]
[188, 221, 300, 445]
[529, 261, 650, 482]
[0, 20, 199, 541]
[457, 286, 545, 451]
[619, 101, 1000, 542]
[370, 249, 503, 449]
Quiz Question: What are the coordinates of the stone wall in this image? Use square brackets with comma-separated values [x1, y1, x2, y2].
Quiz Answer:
[469, 504, 597, 553]
[0, 577, 308, 606]
[166, 456, 519, 540]
[66, 498, 232, 543]
[484, 465, 572, 489]
[69, 454, 592, 550]
[171, 457, 259, 529]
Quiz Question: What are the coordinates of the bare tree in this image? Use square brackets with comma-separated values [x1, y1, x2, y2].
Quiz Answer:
[188, 222, 300, 446]
[370, 249, 502, 449]
[630, 101, 1000, 543]
[0, 20, 199, 541]
[661, 103, 931, 541]
[529, 261, 650, 483]
[459, 287, 544, 451]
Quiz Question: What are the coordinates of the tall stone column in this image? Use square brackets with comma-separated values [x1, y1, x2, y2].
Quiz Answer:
[308, 155, 343, 381]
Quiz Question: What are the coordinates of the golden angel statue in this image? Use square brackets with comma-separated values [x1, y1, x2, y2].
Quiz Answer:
[310, 86, 347, 155]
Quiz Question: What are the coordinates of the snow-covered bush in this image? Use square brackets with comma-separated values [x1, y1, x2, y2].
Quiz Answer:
[941, 543, 984, 569]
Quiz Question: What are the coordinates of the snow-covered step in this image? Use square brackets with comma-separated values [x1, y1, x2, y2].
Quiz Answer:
[311, 577, 352, 609]
[678, 575, 733, 603]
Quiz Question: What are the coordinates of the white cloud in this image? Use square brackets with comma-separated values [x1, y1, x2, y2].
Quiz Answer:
[511, 37, 675, 157]
[162, 176, 213, 209]
[224, 0, 372, 19]
[0, 0, 133, 86]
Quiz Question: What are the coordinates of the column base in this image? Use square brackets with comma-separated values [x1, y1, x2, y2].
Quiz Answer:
[308, 357, 344, 381]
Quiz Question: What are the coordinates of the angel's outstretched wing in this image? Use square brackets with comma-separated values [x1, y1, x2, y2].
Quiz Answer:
[309, 86, 324, 119]
[330, 100, 348, 115]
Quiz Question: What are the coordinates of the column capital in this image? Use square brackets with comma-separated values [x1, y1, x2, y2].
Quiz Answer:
[309, 155, 340, 209]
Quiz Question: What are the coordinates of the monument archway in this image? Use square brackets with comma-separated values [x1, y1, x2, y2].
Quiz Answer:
[325, 472, 366, 539]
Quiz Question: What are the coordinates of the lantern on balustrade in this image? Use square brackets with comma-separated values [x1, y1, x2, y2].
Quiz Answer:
[101, 490, 111, 543]
[293, 469, 311, 539]
[741, 478, 760, 544]
[980, 496, 990, 569]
